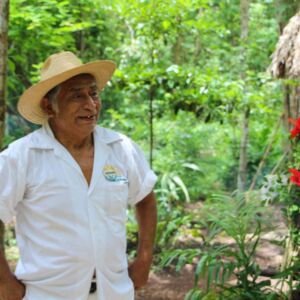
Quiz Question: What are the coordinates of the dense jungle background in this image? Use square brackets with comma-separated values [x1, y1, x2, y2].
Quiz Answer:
[2, 0, 300, 299]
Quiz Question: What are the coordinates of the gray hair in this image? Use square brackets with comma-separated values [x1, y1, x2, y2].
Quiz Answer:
[45, 85, 61, 113]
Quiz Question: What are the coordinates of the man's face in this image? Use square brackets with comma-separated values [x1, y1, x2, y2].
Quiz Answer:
[48, 74, 101, 137]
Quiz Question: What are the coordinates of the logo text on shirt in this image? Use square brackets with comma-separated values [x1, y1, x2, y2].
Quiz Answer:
[103, 165, 128, 183]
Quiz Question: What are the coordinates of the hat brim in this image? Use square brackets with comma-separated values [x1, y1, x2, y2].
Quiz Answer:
[17, 60, 116, 125]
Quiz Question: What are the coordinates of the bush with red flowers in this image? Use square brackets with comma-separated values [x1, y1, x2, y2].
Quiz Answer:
[289, 168, 300, 187]
[260, 117, 300, 296]
[289, 117, 300, 139]
[282, 118, 300, 295]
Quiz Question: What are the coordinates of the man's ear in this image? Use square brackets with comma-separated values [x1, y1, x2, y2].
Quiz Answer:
[40, 98, 56, 117]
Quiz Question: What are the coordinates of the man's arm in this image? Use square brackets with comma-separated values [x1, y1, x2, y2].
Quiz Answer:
[128, 191, 157, 289]
[0, 247, 25, 300]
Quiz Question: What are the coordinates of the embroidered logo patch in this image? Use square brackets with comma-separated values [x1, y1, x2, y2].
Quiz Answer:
[103, 165, 128, 183]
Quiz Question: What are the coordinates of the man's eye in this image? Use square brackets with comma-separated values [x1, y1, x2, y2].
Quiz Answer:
[73, 93, 82, 99]
[91, 94, 99, 100]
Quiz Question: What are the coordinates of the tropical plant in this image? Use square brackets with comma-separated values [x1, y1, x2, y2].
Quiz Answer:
[160, 192, 286, 299]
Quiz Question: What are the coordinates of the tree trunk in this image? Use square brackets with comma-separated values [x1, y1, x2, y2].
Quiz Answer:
[283, 84, 291, 130]
[149, 84, 154, 168]
[240, 0, 249, 41]
[238, 107, 250, 192]
[173, 15, 182, 65]
[237, 0, 250, 192]
[173, 34, 183, 65]
[148, 43, 156, 168]
[78, 2, 85, 56]
[0, 0, 9, 252]
[288, 84, 300, 122]
[194, 8, 202, 65]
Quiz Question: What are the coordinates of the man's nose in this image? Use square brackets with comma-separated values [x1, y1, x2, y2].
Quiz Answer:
[83, 94, 98, 108]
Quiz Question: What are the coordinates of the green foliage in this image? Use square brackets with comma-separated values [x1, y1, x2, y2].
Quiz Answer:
[4, 226, 19, 264]
[160, 193, 287, 299]
[5, 1, 298, 297]
[7, 0, 284, 196]
[155, 203, 192, 251]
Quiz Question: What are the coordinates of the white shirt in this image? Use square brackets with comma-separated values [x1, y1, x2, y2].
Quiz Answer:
[0, 124, 157, 300]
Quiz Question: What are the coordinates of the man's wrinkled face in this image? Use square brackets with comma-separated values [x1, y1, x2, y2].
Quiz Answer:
[48, 74, 101, 137]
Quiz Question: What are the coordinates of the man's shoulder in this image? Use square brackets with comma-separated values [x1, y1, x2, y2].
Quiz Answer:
[0, 131, 34, 162]
[5, 127, 47, 153]
[95, 126, 140, 160]
[6, 132, 34, 151]
[96, 126, 148, 162]
[95, 126, 131, 145]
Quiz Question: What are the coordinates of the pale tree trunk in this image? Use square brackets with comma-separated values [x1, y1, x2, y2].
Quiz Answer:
[0, 0, 9, 252]
[78, 2, 85, 56]
[285, 84, 300, 129]
[173, 16, 183, 65]
[237, 0, 250, 192]
[238, 107, 250, 192]
[194, 8, 202, 65]
[173, 34, 183, 65]
[283, 85, 291, 131]
[149, 46, 155, 168]
[279, 78, 300, 133]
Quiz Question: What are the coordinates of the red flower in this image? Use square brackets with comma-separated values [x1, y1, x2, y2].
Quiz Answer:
[288, 118, 300, 138]
[289, 168, 300, 187]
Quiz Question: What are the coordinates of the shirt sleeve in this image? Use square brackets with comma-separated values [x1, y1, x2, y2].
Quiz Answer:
[126, 141, 157, 206]
[0, 148, 25, 224]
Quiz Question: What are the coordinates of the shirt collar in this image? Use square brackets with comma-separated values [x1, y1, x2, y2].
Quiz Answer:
[94, 126, 123, 145]
[29, 123, 123, 150]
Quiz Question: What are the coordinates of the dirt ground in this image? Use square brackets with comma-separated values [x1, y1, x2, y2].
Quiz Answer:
[135, 266, 196, 300]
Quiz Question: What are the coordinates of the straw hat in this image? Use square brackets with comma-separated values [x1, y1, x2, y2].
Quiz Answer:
[17, 51, 116, 124]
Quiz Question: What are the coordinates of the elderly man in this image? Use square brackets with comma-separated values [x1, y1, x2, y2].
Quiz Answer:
[0, 52, 157, 300]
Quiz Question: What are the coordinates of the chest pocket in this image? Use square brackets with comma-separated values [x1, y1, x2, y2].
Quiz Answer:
[94, 175, 129, 234]
[103, 181, 128, 216]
